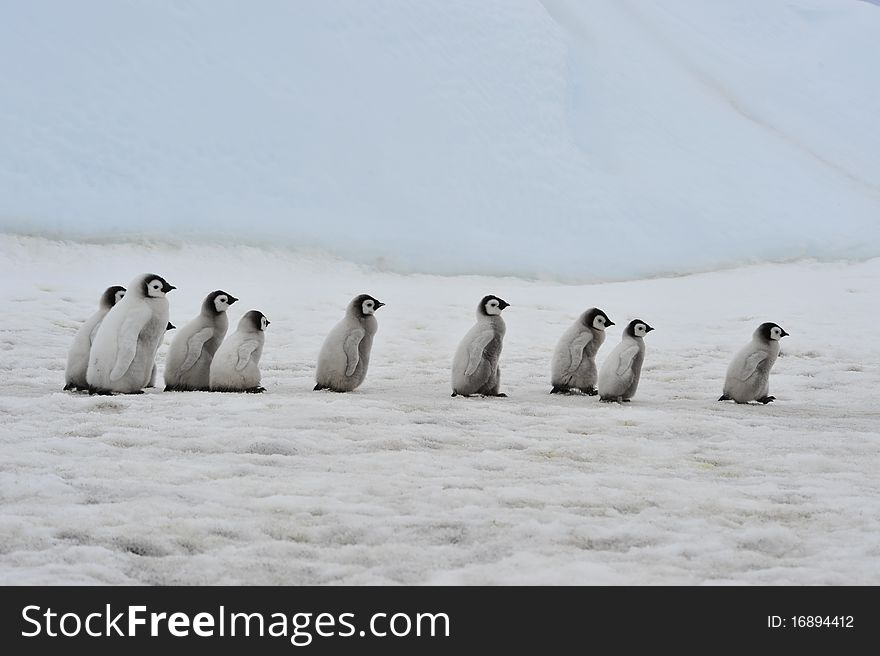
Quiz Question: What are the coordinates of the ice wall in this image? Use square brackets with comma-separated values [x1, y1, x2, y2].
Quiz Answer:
[1, 0, 878, 280]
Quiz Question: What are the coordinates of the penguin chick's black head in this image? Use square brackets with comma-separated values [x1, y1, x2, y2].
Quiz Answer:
[757, 322, 789, 342]
[584, 307, 614, 330]
[625, 319, 654, 338]
[142, 274, 176, 297]
[101, 285, 126, 309]
[204, 290, 238, 314]
[352, 294, 385, 317]
[479, 295, 510, 316]
[242, 310, 270, 332]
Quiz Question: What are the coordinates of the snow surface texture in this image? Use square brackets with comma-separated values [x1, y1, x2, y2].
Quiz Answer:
[1, 0, 879, 280]
[1, 236, 878, 584]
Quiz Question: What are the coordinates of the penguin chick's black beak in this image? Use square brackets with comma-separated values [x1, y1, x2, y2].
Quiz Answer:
[499, 300, 510, 310]
[167, 322, 176, 330]
[781, 329, 789, 337]
[228, 296, 238, 305]
[645, 325, 655, 332]
[375, 301, 386, 309]
[163, 283, 176, 293]
[606, 320, 616, 327]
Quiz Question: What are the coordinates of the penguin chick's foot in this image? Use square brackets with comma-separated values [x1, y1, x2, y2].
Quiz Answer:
[550, 386, 566, 394]
[246, 386, 266, 394]
[63, 383, 76, 391]
[88, 387, 114, 396]
[582, 387, 598, 396]
[757, 396, 776, 404]
[718, 394, 731, 402]
[314, 384, 327, 391]
[484, 393, 508, 398]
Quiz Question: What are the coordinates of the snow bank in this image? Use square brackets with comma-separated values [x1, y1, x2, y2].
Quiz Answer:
[1, 0, 878, 280]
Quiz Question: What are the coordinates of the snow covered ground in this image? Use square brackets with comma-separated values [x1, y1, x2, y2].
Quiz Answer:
[1, 235, 878, 585]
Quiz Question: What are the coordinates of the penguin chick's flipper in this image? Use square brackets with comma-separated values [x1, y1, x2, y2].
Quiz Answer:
[718, 394, 731, 402]
[758, 396, 776, 404]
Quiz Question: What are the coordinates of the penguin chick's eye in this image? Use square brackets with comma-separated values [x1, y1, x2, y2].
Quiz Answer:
[366, 301, 373, 307]
[490, 301, 498, 306]
[219, 297, 226, 304]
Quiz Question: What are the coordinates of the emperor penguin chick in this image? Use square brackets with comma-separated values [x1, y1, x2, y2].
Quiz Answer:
[64, 285, 126, 391]
[147, 321, 176, 388]
[315, 294, 385, 392]
[164, 290, 238, 391]
[209, 310, 269, 393]
[86, 274, 176, 394]
[598, 319, 653, 402]
[451, 295, 509, 397]
[719, 322, 789, 404]
[550, 307, 614, 395]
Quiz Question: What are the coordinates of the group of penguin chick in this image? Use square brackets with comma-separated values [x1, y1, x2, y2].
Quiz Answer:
[64, 274, 789, 404]
[64, 275, 268, 395]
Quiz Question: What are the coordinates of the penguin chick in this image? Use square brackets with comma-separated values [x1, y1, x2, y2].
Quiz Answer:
[164, 290, 238, 391]
[314, 295, 384, 392]
[63, 285, 126, 391]
[209, 310, 269, 393]
[550, 307, 614, 395]
[86, 274, 175, 395]
[719, 322, 789, 404]
[451, 295, 509, 397]
[598, 319, 653, 402]
[146, 322, 176, 388]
